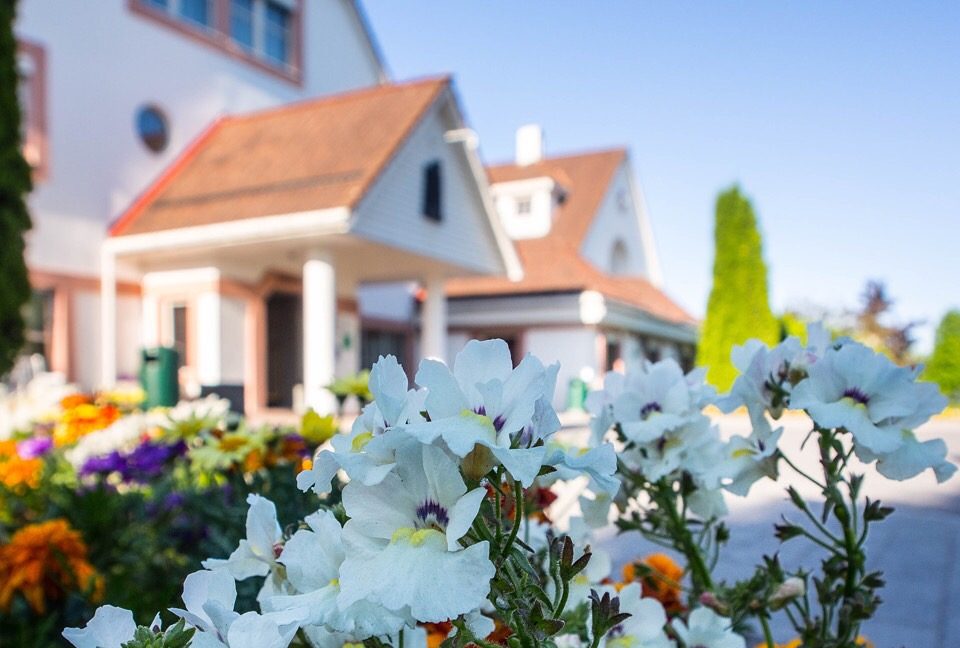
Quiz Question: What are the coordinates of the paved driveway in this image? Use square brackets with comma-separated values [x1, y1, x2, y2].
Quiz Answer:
[568, 414, 960, 648]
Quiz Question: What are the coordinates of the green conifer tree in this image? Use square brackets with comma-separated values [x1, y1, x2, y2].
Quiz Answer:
[0, 0, 33, 377]
[926, 310, 960, 403]
[697, 185, 779, 390]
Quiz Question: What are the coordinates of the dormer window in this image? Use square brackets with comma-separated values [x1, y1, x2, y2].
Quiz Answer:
[422, 161, 442, 222]
[516, 196, 532, 216]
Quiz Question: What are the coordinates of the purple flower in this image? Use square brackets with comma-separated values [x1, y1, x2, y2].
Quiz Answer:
[81, 452, 125, 476]
[16, 437, 54, 459]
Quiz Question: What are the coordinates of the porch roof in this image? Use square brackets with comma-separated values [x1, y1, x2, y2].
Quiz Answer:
[111, 77, 449, 237]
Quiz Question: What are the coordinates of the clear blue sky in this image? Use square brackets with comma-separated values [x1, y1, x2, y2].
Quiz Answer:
[363, 1, 959, 353]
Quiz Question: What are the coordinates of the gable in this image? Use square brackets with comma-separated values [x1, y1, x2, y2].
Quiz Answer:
[350, 91, 508, 276]
[579, 159, 654, 279]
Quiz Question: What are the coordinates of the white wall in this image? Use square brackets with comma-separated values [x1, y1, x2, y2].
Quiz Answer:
[524, 327, 598, 411]
[71, 291, 140, 388]
[352, 95, 505, 277]
[357, 281, 417, 322]
[17, 0, 382, 278]
[579, 161, 651, 277]
[220, 295, 246, 384]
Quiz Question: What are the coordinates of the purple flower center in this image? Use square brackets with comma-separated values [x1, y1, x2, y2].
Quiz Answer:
[474, 405, 506, 432]
[640, 401, 662, 418]
[415, 499, 450, 532]
[842, 387, 870, 406]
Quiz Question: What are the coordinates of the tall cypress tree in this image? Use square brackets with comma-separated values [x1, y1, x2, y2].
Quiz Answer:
[697, 185, 779, 390]
[926, 310, 960, 403]
[0, 0, 33, 377]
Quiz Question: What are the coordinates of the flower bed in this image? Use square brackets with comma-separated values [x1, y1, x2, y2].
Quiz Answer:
[3, 326, 953, 648]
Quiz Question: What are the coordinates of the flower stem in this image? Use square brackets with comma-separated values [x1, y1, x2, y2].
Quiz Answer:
[501, 480, 524, 560]
[760, 614, 776, 648]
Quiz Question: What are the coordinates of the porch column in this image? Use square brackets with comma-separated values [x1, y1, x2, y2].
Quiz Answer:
[421, 276, 447, 362]
[99, 249, 117, 387]
[303, 251, 337, 414]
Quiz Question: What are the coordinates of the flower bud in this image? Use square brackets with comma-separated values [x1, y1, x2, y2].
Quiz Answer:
[769, 577, 805, 610]
[462, 444, 496, 482]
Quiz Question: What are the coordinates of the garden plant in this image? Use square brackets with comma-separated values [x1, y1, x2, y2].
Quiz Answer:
[1, 329, 952, 647]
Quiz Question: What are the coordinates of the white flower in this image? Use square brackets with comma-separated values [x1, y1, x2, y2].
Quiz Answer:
[542, 440, 620, 496]
[586, 370, 625, 446]
[263, 510, 406, 637]
[717, 337, 802, 419]
[612, 361, 712, 445]
[62, 605, 144, 648]
[65, 411, 166, 468]
[171, 570, 301, 648]
[337, 443, 494, 621]
[600, 584, 674, 648]
[855, 429, 957, 483]
[671, 608, 745, 648]
[401, 339, 559, 487]
[164, 394, 231, 430]
[790, 343, 947, 454]
[712, 417, 783, 497]
[202, 494, 287, 602]
[298, 356, 426, 495]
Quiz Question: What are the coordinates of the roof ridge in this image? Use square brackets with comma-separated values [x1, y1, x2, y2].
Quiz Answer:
[229, 74, 451, 124]
[486, 146, 626, 170]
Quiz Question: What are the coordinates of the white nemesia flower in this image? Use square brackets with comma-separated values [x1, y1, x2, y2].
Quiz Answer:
[586, 370, 625, 446]
[542, 440, 620, 496]
[600, 583, 674, 648]
[712, 416, 783, 497]
[717, 337, 802, 420]
[612, 361, 712, 445]
[202, 494, 287, 602]
[263, 510, 406, 637]
[670, 607, 745, 648]
[855, 429, 957, 483]
[298, 355, 426, 495]
[403, 339, 559, 487]
[171, 570, 301, 648]
[337, 443, 494, 621]
[62, 605, 145, 648]
[790, 343, 947, 454]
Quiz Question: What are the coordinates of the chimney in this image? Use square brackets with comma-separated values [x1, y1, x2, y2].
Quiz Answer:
[515, 124, 544, 166]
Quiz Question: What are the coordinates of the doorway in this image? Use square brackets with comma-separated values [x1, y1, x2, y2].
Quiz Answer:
[266, 292, 303, 409]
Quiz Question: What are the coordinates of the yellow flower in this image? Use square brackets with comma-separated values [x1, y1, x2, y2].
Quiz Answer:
[53, 399, 120, 446]
[0, 440, 42, 491]
[0, 519, 103, 614]
[754, 636, 873, 648]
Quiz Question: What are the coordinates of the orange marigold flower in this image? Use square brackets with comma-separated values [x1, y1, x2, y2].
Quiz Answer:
[754, 638, 872, 648]
[0, 519, 103, 614]
[0, 440, 43, 490]
[53, 402, 120, 446]
[422, 621, 452, 648]
[621, 553, 685, 614]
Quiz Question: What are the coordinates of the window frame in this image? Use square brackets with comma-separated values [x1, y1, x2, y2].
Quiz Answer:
[128, 0, 304, 85]
[16, 40, 48, 181]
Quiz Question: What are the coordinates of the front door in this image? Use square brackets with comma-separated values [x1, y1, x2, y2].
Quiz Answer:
[266, 293, 303, 409]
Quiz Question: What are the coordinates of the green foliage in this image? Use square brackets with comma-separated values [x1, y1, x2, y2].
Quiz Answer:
[778, 311, 807, 343]
[0, 0, 33, 376]
[122, 619, 195, 648]
[926, 309, 960, 403]
[697, 185, 779, 389]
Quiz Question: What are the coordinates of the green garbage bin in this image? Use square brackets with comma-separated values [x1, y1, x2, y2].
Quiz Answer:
[140, 346, 179, 409]
[566, 377, 587, 411]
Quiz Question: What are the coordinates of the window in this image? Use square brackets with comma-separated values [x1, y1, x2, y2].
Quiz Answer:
[610, 239, 630, 275]
[516, 196, 532, 215]
[179, 0, 211, 26]
[172, 304, 189, 368]
[422, 161, 442, 222]
[136, 105, 170, 153]
[265, 1, 292, 64]
[23, 290, 53, 363]
[230, 0, 255, 50]
[131, 0, 302, 81]
[17, 41, 46, 178]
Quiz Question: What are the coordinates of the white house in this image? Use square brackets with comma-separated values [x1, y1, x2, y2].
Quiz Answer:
[14, 0, 389, 392]
[13, 0, 695, 417]
[102, 76, 519, 415]
[445, 127, 697, 409]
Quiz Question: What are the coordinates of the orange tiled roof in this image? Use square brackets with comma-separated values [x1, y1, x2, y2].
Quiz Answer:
[446, 149, 695, 326]
[112, 76, 450, 236]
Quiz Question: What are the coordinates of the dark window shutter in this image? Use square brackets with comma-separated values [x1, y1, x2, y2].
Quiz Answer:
[422, 161, 442, 221]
